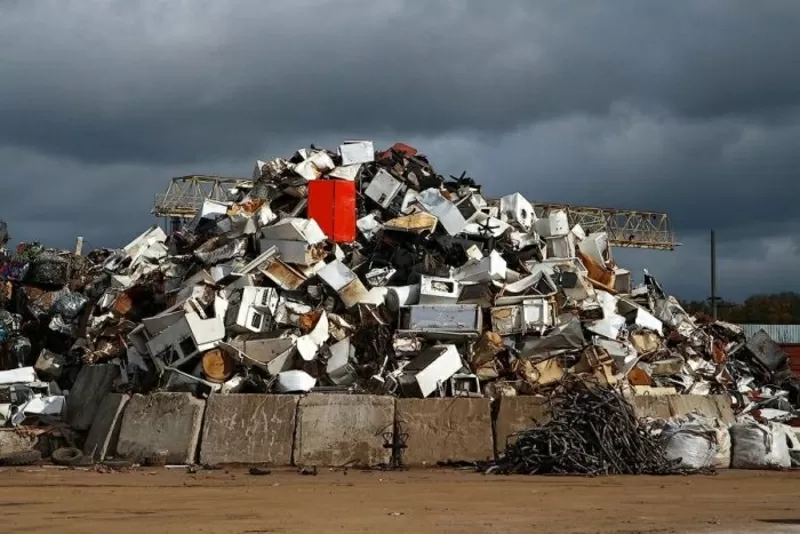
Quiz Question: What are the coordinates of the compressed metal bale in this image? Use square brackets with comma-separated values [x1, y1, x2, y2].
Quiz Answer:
[51, 291, 89, 321]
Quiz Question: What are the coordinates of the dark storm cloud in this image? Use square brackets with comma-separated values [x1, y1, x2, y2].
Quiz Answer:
[3, 1, 800, 163]
[0, 0, 799, 300]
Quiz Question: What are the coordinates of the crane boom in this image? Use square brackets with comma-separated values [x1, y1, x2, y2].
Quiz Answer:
[536, 203, 677, 250]
[152, 175, 252, 218]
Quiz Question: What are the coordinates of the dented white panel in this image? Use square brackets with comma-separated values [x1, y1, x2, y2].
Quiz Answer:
[546, 234, 576, 259]
[452, 250, 506, 282]
[613, 268, 632, 294]
[579, 232, 609, 266]
[618, 298, 664, 336]
[571, 224, 587, 242]
[297, 311, 329, 361]
[317, 260, 358, 291]
[417, 188, 467, 236]
[327, 337, 357, 385]
[230, 287, 279, 334]
[548, 210, 570, 237]
[418, 276, 462, 304]
[259, 238, 324, 266]
[526, 257, 588, 278]
[261, 218, 327, 245]
[406, 345, 463, 398]
[328, 164, 361, 181]
[0, 367, 37, 385]
[339, 140, 375, 166]
[235, 246, 279, 275]
[500, 193, 536, 231]
[317, 260, 370, 308]
[386, 284, 421, 311]
[561, 270, 595, 302]
[123, 225, 167, 256]
[365, 169, 404, 208]
[292, 150, 335, 181]
[491, 298, 552, 335]
[507, 231, 540, 251]
[356, 214, 383, 240]
[277, 370, 316, 393]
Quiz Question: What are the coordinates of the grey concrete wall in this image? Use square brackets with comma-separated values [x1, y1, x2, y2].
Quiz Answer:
[397, 398, 493, 466]
[76, 391, 738, 467]
[84, 393, 129, 461]
[200, 394, 298, 466]
[66, 364, 120, 431]
[494, 396, 550, 456]
[711, 395, 736, 425]
[630, 395, 672, 420]
[294, 394, 394, 467]
[667, 395, 730, 421]
[116, 393, 205, 464]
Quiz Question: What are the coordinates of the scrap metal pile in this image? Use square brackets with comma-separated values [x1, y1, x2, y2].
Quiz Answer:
[486, 376, 709, 476]
[0, 140, 798, 429]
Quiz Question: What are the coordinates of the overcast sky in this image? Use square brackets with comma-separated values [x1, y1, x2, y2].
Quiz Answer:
[1, 1, 798, 301]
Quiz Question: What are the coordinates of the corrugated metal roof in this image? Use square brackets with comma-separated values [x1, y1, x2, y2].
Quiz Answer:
[737, 324, 800, 344]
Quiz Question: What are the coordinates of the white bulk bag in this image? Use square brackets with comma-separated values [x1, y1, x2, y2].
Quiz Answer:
[730, 421, 791, 470]
[775, 423, 800, 468]
[713, 423, 732, 469]
[662, 414, 730, 469]
[662, 422, 717, 470]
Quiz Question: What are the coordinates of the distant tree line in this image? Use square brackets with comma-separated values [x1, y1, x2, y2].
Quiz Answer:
[680, 292, 800, 324]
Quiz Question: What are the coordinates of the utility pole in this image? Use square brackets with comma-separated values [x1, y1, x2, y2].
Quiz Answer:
[709, 229, 718, 319]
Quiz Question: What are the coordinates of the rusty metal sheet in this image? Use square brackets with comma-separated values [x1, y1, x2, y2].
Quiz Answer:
[384, 213, 438, 234]
[578, 252, 615, 289]
[378, 142, 418, 162]
[228, 198, 266, 216]
[338, 278, 370, 309]
[262, 260, 307, 291]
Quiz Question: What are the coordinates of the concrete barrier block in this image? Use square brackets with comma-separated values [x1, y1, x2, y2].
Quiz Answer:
[66, 364, 120, 431]
[667, 395, 720, 420]
[116, 393, 205, 464]
[200, 394, 298, 466]
[494, 397, 550, 455]
[630, 396, 672, 420]
[397, 398, 493, 465]
[84, 393, 129, 460]
[711, 395, 736, 425]
[294, 394, 393, 467]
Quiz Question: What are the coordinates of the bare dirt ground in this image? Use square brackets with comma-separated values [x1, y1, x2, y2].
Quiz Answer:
[0, 467, 798, 533]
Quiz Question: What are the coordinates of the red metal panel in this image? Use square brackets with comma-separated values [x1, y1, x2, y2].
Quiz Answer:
[781, 344, 800, 376]
[332, 181, 356, 243]
[308, 180, 356, 243]
[307, 180, 336, 241]
[378, 142, 418, 162]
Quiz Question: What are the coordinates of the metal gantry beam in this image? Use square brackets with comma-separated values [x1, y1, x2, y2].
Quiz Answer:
[535, 203, 678, 250]
[152, 176, 678, 250]
[152, 175, 252, 219]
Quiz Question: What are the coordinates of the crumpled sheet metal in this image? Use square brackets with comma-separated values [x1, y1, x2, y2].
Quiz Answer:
[194, 237, 248, 266]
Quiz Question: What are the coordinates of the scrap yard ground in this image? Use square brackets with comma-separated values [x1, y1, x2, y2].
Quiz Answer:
[1, 468, 798, 533]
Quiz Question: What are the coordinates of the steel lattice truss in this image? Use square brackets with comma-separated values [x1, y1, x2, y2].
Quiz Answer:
[152, 175, 252, 218]
[152, 176, 677, 250]
[536, 203, 677, 250]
